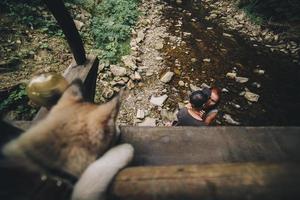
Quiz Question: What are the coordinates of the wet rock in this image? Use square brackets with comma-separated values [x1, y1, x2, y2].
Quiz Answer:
[203, 58, 211, 62]
[190, 84, 201, 92]
[226, 72, 237, 79]
[254, 69, 265, 75]
[223, 114, 240, 125]
[150, 94, 168, 106]
[251, 82, 261, 88]
[110, 65, 127, 77]
[160, 71, 174, 83]
[191, 58, 197, 63]
[178, 80, 185, 87]
[235, 76, 249, 83]
[244, 91, 259, 102]
[138, 117, 156, 127]
[136, 109, 145, 119]
[121, 55, 137, 70]
[223, 33, 233, 38]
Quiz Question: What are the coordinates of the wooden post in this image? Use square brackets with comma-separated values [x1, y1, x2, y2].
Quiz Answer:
[43, 0, 86, 65]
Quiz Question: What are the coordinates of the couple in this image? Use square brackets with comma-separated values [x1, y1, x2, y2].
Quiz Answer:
[174, 87, 221, 126]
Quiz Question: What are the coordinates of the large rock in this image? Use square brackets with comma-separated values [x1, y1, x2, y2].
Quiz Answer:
[160, 71, 174, 83]
[223, 114, 240, 125]
[244, 91, 259, 102]
[110, 65, 127, 77]
[150, 94, 168, 106]
[121, 55, 137, 70]
[138, 117, 156, 126]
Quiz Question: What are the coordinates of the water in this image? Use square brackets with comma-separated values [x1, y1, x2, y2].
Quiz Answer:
[161, 0, 300, 125]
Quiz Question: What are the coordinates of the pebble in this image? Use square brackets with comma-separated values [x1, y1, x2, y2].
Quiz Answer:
[160, 71, 174, 83]
[150, 94, 168, 106]
[235, 76, 249, 83]
[136, 109, 145, 119]
[223, 114, 240, 125]
[178, 80, 185, 87]
[244, 91, 260, 102]
[203, 58, 211, 62]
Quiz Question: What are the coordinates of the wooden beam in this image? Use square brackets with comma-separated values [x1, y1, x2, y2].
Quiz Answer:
[119, 126, 300, 165]
[33, 55, 99, 122]
[110, 163, 300, 200]
[43, 0, 86, 65]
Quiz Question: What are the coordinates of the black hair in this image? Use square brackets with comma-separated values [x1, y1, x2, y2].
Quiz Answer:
[189, 90, 209, 110]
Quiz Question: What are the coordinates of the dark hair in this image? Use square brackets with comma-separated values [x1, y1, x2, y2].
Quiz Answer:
[189, 90, 209, 110]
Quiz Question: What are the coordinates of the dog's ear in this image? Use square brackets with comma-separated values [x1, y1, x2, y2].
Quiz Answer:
[57, 79, 84, 105]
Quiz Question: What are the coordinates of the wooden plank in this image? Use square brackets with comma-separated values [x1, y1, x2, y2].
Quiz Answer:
[110, 162, 300, 200]
[119, 126, 300, 165]
[32, 55, 99, 122]
[43, 0, 86, 65]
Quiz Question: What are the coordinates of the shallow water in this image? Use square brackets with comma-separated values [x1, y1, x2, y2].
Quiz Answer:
[161, 0, 300, 125]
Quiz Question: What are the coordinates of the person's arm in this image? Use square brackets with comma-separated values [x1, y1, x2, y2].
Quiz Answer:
[204, 111, 218, 125]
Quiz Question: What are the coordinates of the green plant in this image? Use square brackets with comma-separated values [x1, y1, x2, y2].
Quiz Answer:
[91, 0, 140, 63]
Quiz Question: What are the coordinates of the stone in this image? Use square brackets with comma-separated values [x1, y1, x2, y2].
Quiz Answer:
[138, 117, 156, 127]
[222, 88, 229, 92]
[190, 84, 201, 92]
[155, 56, 163, 61]
[191, 58, 197, 63]
[150, 94, 168, 106]
[226, 72, 237, 79]
[134, 71, 142, 81]
[155, 41, 164, 50]
[223, 33, 233, 38]
[121, 55, 137, 70]
[254, 69, 265, 75]
[127, 80, 135, 90]
[209, 13, 218, 19]
[98, 63, 105, 72]
[244, 91, 259, 102]
[110, 65, 127, 77]
[200, 83, 210, 89]
[251, 82, 261, 88]
[223, 114, 240, 125]
[203, 58, 211, 62]
[136, 109, 145, 119]
[160, 71, 174, 83]
[178, 80, 185, 87]
[136, 30, 145, 43]
[74, 20, 84, 30]
[235, 76, 249, 83]
[102, 88, 114, 99]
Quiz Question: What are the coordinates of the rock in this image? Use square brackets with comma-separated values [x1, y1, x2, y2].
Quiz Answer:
[155, 56, 163, 61]
[74, 20, 84, 30]
[223, 114, 240, 125]
[121, 55, 137, 70]
[191, 58, 197, 63]
[251, 82, 261, 88]
[178, 80, 185, 87]
[209, 13, 218, 19]
[102, 88, 114, 99]
[254, 69, 265, 75]
[244, 91, 259, 102]
[235, 76, 249, 83]
[222, 88, 229, 92]
[134, 71, 142, 81]
[136, 109, 145, 119]
[183, 32, 192, 37]
[146, 71, 153, 76]
[226, 72, 237, 79]
[110, 65, 127, 77]
[223, 33, 233, 38]
[155, 41, 164, 50]
[190, 84, 201, 92]
[150, 94, 168, 106]
[176, 0, 183, 4]
[127, 80, 135, 90]
[138, 117, 156, 127]
[98, 63, 105, 72]
[200, 83, 210, 89]
[161, 109, 176, 121]
[203, 58, 211, 62]
[160, 71, 174, 83]
[136, 30, 145, 43]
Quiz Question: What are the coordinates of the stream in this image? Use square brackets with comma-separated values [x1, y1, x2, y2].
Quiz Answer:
[161, 0, 300, 125]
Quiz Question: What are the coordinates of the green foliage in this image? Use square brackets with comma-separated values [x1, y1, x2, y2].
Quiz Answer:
[91, 0, 140, 63]
[0, 0, 62, 36]
[0, 84, 37, 120]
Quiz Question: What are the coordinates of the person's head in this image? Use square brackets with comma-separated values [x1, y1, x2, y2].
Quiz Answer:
[189, 90, 209, 111]
[204, 87, 221, 108]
